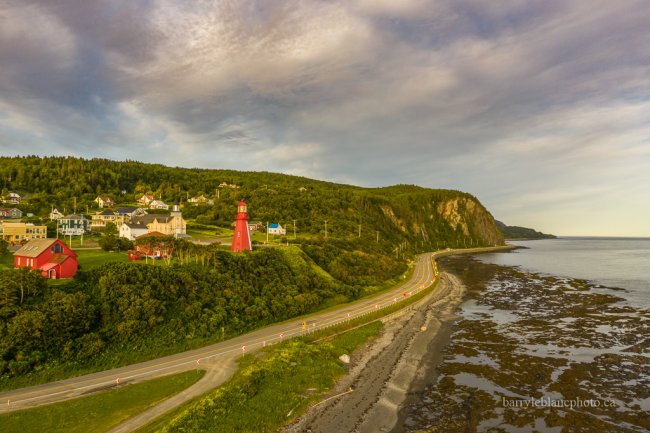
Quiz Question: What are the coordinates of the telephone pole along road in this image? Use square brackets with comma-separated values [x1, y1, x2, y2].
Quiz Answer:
[0, 246, 512, 413]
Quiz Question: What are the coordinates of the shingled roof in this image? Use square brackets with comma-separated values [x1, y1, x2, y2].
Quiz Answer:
[14, 239, 58, 258]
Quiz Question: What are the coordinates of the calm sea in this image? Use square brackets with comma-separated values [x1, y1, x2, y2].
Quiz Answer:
[477, 237, 650, 306]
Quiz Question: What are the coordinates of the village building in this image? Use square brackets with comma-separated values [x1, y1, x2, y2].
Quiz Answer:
[219, 182, 240, 189]
[90, 209, 126, 230]
[119, 222, 149, 241]
[2, 192, 22, 205]
[268, 223, 286, 235]
[0, 208, 22, 219]
[137, 194, 155, 206]
[130, 203, 187, 237]
[14, 238, 78, 279]
[94, 196, 115, 208]
[0, 222, 47, 243]
[57, 214, 90, 236]
[49, 208, 65, 220]
[148, 199, 169, 210]
[188, 195, 214, 205]
[115, 206, 147, 222]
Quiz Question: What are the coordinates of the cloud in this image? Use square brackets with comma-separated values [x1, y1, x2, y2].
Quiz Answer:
[0, 0, 649, 235]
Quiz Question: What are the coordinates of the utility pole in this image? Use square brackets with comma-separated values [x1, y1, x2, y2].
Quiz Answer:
[376, 231, 379, 243]
[266, 221, 269, 243]
[324, 220, 328, 239]
[293, 219, 297, 239]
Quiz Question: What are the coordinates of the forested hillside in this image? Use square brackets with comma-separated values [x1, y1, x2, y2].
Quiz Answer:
[0, 155, 504, 387]
[0, 248, 352, 385]
[0, 156, 504, 250]
[495, 220, 556, 239]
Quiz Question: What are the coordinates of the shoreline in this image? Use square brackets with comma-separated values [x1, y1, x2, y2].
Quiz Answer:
[281, 272, 467, 433]
[283, 250, 649, 433]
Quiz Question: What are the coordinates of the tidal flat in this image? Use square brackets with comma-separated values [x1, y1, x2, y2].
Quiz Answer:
[399, 256, 650, 433]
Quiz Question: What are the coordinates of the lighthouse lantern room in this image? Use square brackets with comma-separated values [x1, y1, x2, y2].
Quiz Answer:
[231, 200, 252, 252]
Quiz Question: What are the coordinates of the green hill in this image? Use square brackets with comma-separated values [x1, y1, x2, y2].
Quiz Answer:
[495, 220, 556, 240]
[0, 155, 504, 251]
[0, 155, 506, 388]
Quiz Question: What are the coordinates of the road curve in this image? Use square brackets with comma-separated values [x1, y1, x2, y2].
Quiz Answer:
[0, 246, 512, 414]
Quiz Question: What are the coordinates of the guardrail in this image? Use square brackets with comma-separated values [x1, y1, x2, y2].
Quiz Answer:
[2, 255, 440, 409]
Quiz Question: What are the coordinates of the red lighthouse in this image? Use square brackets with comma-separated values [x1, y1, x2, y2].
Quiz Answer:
[231, 200, 252, 252]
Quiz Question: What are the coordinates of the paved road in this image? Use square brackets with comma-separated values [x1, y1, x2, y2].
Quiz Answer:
[0, 246, 512, 415]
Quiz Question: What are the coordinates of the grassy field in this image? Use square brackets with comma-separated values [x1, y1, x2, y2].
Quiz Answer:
[76, 248, 131, 270]
[0, 370, 205, 433]
[0, 252, 13, 270]
[186, 223, 232, 239]
[137, 321, 383, 433]
[61, 235, 101, 248]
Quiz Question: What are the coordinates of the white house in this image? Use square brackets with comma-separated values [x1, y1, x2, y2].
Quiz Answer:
[188, 195, 214, 206]
[3, 192, 21, 204]
[94, 196, 114, 208]
[119, 223, 149, 241]
[137, 194, 155, 206]
[49, 208, 65, 220]
[268, 223, 286, 235]
[149, 200, 169, 210]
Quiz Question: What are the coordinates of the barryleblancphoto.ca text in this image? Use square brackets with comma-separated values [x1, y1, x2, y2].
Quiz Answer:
[501, 396, 618, 409]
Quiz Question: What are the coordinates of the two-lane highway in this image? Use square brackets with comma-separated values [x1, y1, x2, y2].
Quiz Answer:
[0, 246, 513, 414]
[0, 252, 437, 412]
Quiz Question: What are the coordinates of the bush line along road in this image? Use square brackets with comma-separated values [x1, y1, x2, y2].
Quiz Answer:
[0, 246, 511, 416]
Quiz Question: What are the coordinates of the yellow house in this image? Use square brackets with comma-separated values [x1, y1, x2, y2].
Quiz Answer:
[0, 222, 47, 242]
[130, 204, 187, 237]
[91, 210, 126, 230]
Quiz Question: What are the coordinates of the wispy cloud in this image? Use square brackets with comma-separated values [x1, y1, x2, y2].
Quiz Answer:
[0, 0, 649, 235]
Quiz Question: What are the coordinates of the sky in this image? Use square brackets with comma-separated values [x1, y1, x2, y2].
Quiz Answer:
[0, 0, 649, 236]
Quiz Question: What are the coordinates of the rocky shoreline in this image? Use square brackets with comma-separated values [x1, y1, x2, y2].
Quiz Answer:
[281, 273, 467, 433]
[400, 256, 650, 433]
[282, 255, 649, 433]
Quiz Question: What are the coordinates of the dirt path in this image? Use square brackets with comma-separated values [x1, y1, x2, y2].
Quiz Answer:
[282, 272, 466, 433]
[105, 356, 238, 433]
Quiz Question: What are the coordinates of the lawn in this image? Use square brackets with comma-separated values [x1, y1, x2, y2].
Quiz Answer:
[186, 223, 232, 239]
[0, 370, 205, 433]
[76, 248, 131, 270]
[59, 235, 101, 249]
[0, 252, 13, 270]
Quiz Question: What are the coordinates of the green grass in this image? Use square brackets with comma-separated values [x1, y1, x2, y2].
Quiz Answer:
[136, 322, 383, 433]
[0, 253, 13, 270]
[76, 249, 130, 270]
[186, 222, 233, 239]
[0, 370, 205, 433]
[62, 235, 101, 248]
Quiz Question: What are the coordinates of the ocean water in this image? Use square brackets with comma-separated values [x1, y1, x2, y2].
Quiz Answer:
[477, 237, 650, 306]
[399, 240, 650, 432]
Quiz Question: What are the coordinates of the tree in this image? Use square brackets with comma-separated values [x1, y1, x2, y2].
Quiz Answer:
[104, 222, 118, 237]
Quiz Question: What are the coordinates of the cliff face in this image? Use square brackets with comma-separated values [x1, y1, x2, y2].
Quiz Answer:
[366, 187, 505, 248]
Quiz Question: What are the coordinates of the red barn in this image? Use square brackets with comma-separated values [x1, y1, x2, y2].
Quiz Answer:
[14, 238, 78, 279]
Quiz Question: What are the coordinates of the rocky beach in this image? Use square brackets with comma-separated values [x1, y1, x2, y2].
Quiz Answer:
[284, 254, 650, 433]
